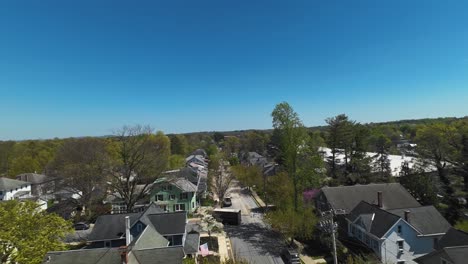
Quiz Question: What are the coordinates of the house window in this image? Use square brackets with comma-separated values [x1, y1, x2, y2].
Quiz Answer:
[397, 225, 402, 234]
[136, 223, 143, 233]
[397, 240, 404, 251]
[180, 193, 188, 200]
[169, 194, 176, 200]
[396, 261, 405, 264]
[156, 194, 164, 201]
[162, 185, 168, 191]
[433, 238, 438, 249]
[174, 204, 185, 211]
[364, 234, 370, 245]
[168, 185, 173, 190]
[104, 241, 111, 248]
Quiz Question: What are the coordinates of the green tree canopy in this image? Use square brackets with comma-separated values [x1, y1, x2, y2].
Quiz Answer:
[0, 200, 72, 264]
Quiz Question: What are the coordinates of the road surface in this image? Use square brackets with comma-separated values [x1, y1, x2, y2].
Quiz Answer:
[224, 180, 285, 264]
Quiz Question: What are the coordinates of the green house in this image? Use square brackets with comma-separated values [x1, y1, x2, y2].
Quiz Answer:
[150, 177, 198, 213]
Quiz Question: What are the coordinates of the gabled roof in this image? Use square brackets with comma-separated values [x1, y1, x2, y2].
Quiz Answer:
[132, 224, 169, 250]
[320, 183, 420, 213]
[131, 246, 184, 264]
[43, 248, 121, 264]
[154, 177, 197, 193]
[415, 246, 468, 264]
[0, 177, 30, 191]
[191, 149, 207, 158]
[16, 173, 53, 184]
[388, 206, 451, 235]
[184, 232, 200, 254]
[88, 213, 141, 241]
[146, 211, 187, 235]
[436, 227, 468, 249]
[347, 201, 400, 238]
[162, 167, 199, 185]
[89, 203, 164, 242]
[185, 155, 206, 164]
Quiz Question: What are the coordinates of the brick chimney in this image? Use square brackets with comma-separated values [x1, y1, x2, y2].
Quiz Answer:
[404, 210, 410, 222]
[377, 191, 383, 208]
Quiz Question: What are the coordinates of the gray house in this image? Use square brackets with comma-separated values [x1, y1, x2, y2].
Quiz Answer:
[315, 183, 421, 214]
[415, 228, 468, 264]
[347, 201, 451, 264]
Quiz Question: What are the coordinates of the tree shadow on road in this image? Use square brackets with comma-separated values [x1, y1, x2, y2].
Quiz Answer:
[224, 222, 285, 257]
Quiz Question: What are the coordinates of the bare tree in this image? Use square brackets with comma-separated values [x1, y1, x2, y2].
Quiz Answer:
[47, 138, 111, 215]
[212, 160, 234, 203]
[109, 125, 170, 212]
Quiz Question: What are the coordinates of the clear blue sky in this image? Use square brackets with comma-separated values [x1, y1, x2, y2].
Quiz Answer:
[1, 0, 468, 140]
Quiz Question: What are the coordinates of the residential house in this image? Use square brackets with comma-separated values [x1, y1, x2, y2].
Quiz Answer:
[16, 173, 56, 196]
[414, 228, 468, 264]
[241, 152, 268, 167]
[185, 155, 207, 167]
[191, 149, 208, 158]
[315, 183, 421, 214]
[150, 177, 197, 213]
[0, 177, 32, 201]
[44, 206, 190, 264]
[347, 201, 451, 264]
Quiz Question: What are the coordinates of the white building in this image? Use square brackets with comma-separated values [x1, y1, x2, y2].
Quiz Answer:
[0, 177, 32, 201]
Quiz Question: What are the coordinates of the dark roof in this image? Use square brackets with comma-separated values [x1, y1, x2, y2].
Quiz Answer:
[191, 149, 207, 157]
[437, 227, 468, 249]
[415, 246, 468, 264]
[347, 201, 400, 238]
[388, 206, 451, 235]
[16, 173, 53, 184]
[138, 203, 165, 226]
[0, 177, 30, 191]
[43, 248, 121, 264]
[88, 213, 140, 241]
[184, 232, 200, 254]
[131, 247, 184, 264]
[440, 246, 468, 264]
[147, 211, 186, 235]
[320, 183, 420, 213]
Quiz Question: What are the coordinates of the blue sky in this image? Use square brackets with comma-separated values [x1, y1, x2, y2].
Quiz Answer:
[1, 0, 468, 140]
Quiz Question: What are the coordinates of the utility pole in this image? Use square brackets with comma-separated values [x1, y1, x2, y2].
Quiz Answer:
[319, 210, 338, 264]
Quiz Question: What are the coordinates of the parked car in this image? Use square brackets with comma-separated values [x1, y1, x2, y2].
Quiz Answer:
[73, 222, 90, 231]
[222, 197, 232, 207]
[281, 248, 300, 264]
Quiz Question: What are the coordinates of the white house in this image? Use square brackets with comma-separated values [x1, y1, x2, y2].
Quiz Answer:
[0, 177, 32, 201]
[347, 201, 451, 264]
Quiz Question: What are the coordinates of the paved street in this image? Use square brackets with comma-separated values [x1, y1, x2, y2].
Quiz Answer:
[224, 180, 285, 264]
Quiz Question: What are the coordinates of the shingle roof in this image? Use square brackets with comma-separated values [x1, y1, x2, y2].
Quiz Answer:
[436, 227, 468, 249]
[184, 232, 200, 254]
[131, 246, 184, 264]
[88, 213, 141, 241]
[191, 149, 207, 158]
[441, 246, 468, 264]
[388, 206, 451, 235]
[132, 224, 169, 250]
[43, 248, 121, 264]
[347, 201, 400, 238]
[146, 211, 186, 235]
[0, 177, 30, 191]
[320, 183, 420, 213]
[16, 173, 52, 184]
[155, 177, 197, 193]
[415, 246, 468, 264]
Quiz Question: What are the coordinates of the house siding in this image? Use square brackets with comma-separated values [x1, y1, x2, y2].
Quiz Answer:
[150, 184, 197, 213]
[348, 218, 442, 264]
[381, 219, 440, 264]
[0, 184, 31, 201]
